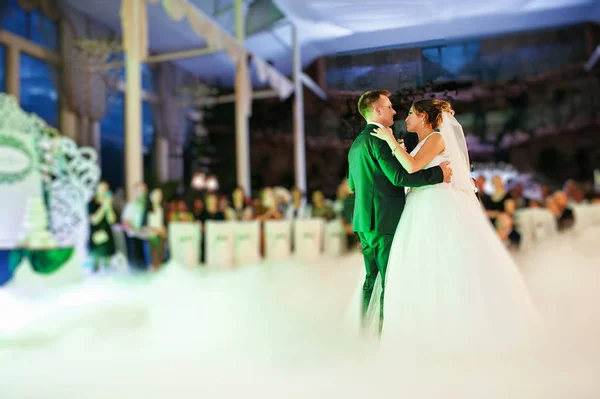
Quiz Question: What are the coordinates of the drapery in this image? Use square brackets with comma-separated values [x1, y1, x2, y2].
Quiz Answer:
[153, 62, 196, 181]
[59, 6, 110, 146]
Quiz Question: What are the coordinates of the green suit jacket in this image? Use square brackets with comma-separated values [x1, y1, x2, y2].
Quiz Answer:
[348, 124, 444, 234]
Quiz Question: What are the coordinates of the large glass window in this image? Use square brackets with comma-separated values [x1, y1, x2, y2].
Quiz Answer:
[1, 0, 28, 38]
[0, 46, 5, 92]
[1, 0, 58, 51]
[19, 53, 58, 127]
[100, 96, 157, 191]
[141, 64, 154, 92]
[421, 42, 481, 81]
[29, 8, 59, 50]
[142, 100, 156, 184]
[142, 101, 155, 154]
[100, 92, 125, 191]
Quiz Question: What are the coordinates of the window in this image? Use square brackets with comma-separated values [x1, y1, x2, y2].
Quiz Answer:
[100, 92, 125, 191]
[1, 0, 28, 38]
[141, 63, 154, 92]
[0, 46, 5, 92]
[19, 53, 58, 127]
[142, 101, 155, 154]
[100, 97, 156, 191]
[422, 42, 481, 80]
[29, 8, 58, 50]
[142, 100, 156, 184]
[1, 0, 58, 51]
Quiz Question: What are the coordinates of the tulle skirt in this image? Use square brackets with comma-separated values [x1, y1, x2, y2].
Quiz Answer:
[372, 185, 541, 358]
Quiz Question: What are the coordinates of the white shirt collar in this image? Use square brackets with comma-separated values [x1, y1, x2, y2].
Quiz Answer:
[366, 121, 385, 129]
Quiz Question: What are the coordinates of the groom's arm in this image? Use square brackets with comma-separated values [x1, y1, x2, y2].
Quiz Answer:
[348, 169, 355, 193]
[373, 138, 443, 188]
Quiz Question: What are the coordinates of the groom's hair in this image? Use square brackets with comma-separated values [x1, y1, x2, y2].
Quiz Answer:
[358, 90, 391, 120]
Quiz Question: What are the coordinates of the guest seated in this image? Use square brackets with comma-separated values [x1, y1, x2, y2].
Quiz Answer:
[481, 175, 509, 222]
[170, 199, 194, 222]
[550, 191, 575, 231]
[192, 197, 204, 221]
[340, 188, 358, 250]
[284, 186, 309, 219]
[495, 213, 517, 250]
[145, 188, 167, 271]
[199, 193, 226, 227]
[226, 187, 253, 221]
[333, 179, 351, 217]
[309, 190, 336, 221]
[254, 187, 283, 221]
[218, 195, 230, 215]
[506, 182, 529, 210]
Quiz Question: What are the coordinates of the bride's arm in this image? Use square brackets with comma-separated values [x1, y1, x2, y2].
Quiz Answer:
[372, 128, 445, 173]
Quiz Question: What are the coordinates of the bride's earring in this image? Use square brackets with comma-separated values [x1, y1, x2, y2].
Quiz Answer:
[421, 119, 425, 129]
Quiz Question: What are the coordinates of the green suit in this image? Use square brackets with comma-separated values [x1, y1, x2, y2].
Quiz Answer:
[348, 124, 443, 328]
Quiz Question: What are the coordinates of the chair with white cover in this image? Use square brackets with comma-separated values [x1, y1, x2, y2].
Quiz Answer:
[263, 220, 292, 262]
[324, 219, 347, 257]
[294, 218, 325, 261]
[233, 221, 261, 265]
[168, 221, 201, 268]
[204, 220, 235, 268]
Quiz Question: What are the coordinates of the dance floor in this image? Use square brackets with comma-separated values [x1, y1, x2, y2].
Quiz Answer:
[1, 227, 599, 399]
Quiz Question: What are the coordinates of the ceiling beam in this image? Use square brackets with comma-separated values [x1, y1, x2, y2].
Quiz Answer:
[144, 46, 219, 63]
[267, 25, 328, 99]
[182, 89, 279, 106]
[301, 72, 327, 100]
[585, 44, 600, 71]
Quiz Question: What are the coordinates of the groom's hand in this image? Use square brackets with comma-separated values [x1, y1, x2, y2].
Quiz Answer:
[440, 161, 452, 183]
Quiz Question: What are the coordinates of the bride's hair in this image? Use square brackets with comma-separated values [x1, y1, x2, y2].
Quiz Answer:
[412, 99, 453, 129]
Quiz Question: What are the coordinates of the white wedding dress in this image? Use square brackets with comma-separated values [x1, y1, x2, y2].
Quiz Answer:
[364, 124, 542, 359]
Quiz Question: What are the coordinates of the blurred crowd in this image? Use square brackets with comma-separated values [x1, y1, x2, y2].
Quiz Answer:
[475, 176, 600, 249]
[87, 164, 599, 272]
[87, 178, 356, 273]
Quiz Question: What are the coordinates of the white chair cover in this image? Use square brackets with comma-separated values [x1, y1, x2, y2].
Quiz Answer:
[324, 219, 347, 256]
[204, 221, 235, 268]
[168, 222, 201, 268]
[233, 221, 261, 265]
[263, 220, 292, 262]
[294, 218, 325, 261]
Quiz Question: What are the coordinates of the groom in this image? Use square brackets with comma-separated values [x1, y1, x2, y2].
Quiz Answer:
[348, 90, 452, 331]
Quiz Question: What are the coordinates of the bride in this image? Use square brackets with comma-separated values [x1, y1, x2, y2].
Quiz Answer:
[367, 99, 541, 357]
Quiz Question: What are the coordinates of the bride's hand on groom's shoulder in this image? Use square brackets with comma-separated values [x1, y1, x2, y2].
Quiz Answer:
[370, 127, 395, 143]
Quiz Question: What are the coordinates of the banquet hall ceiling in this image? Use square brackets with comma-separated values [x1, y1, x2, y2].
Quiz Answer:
[62, 0, 600, 87]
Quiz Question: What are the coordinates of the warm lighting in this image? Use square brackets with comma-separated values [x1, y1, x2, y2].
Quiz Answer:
[191, 172, 206, 190]
[205, 175, 219, 192]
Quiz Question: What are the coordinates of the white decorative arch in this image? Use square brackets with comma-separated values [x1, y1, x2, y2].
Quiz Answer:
[0, 94, 100, 258]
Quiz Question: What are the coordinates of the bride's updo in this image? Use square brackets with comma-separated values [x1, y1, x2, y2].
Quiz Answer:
[412, 99, 453, 130]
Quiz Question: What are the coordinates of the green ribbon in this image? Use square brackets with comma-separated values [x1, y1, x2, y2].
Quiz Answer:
[9, 247, 74, 275]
